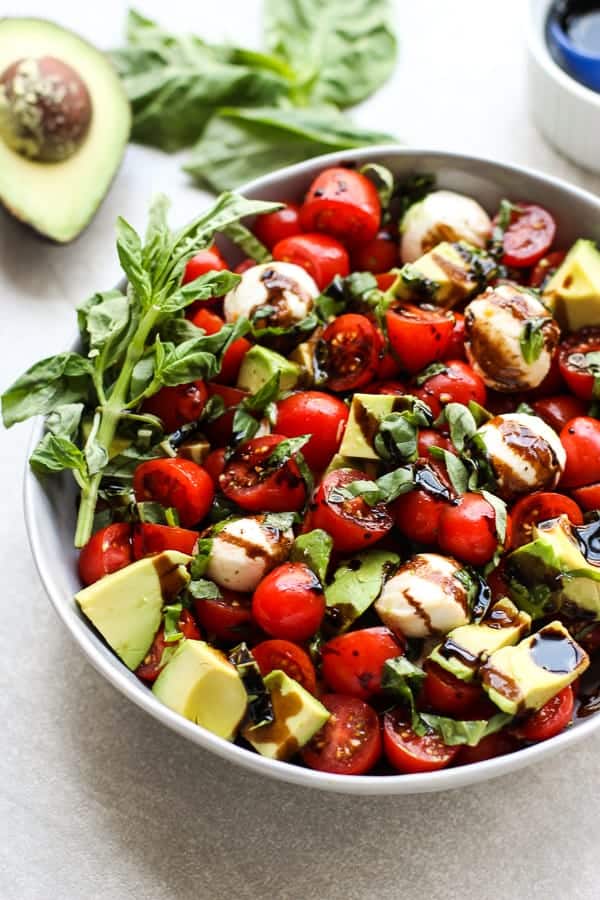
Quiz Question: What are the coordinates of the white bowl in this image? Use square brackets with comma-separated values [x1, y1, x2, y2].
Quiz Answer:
[527, 0, 600, 173]
[24, 146, 600, 794]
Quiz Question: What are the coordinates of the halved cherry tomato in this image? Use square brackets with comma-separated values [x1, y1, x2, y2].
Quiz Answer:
[437, 493, 498, 566]
[300, 167, 381, 245]
[203, 447, 228, 484]
[376, 349, 402, 380]
[182, 245, 227, 283]
[78, 523, 133, 586]
[417, 429, 454, 458]
[302, 694, 382, 775]
[234, 258, 255, 274]
[190, 307, 251, 384]
[507, 492, 583, 550]
[352, 230, 398, 273]
[500, 203, 556, 268]
[368, 380, 406, 396]
[252, 562, 325, 642]
[532, 394, 587, 432]
[570, 482, 600, 512]
[420, 661, 492, 718]
[220, 434, 306, 513]
[558, 329, 600, 401]
[375, 272, 396, 292]
[321, 627, 404, 700]
[383, 709, 459, 773]
[204, 383, 248, 446]
[273, 233, 350, 290]
[514, 686, 574, 742]
[142, 381, 208, 434]
[560, 417, 600, 488]
[529, 250, 566, 288]
[252, 639, 317, 694]
[193, 589, 253, 643]
[321, 314, 381, 392]
[442, 311, 467, 361]
[413, 359, 487, 419]
[456, 730, 519, 765]
[132, 523, 199, 559]
[136, 610, 201, 683]
[393, 487, 447, 545]
[133, 458, 214, 527]
[253, 202, 302, 250]
[275, 391, 349, 471]
[529, 351, 565, 399]
[305, 468, 393, 552]
[385, 305, 454, 374]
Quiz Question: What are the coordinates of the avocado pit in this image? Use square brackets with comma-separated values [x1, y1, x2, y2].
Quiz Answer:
[0, 55, 92, 162]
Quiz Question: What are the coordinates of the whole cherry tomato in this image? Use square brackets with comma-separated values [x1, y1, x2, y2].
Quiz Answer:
[275, 391, 349, 471]
[321, 627, 404, 700]
[560, 417, 600, 488]
[302, 694, 382, 775]
[190, 307, 251, 384]
[142, 381, 208, 434]
[252, 562, 325, 642]
[532, 394, 587, 432]
[253, 202, 302, 250]
[385, 305, 455, 374]
[413, 359, 487, 419]
[193, 589, 253, 643]
[421, 660, 493, 718]
[133, 458, 214, 526]
[252, 639, 317, 694]
[273, 233, 350, 290]
[182, 245, 227, 283]
[220, 434, 306, 513]
[456, 730, 519, 765]
[78, 523, 132, 586]
[437, 493, 498, 566]
[300, 166, 381, 245]
[352, 230, 398, 273]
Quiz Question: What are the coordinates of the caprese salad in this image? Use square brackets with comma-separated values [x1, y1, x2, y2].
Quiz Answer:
[6, 163, 600, 776]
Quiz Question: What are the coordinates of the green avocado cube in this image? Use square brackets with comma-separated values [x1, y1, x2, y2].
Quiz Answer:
[236, 345, 300, 393]
[543, 239, 600, 331]
[396, 241, 479, 308]
[339, 393, 399, 460]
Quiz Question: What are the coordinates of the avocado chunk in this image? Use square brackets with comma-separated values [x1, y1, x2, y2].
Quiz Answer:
[509, 515, 600, 620]
[480, 621, 589, 714]
[323, 453, 379, 479]
[543, 239, 600, 330]
[396, 241, 481, 307]
[153, 640, 247, 740]
[75, 550, 191, 670]
[429, 598, 531, 682]
[0, 18, 130, 242]
[339, 393, 398, 460]
[325, 550, 400, 632]
[242, 670, 329, 760]
[177, 436, 211, 465]
[236, 345, 300, 393]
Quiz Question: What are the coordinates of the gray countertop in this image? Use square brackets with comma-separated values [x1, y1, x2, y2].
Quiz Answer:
[1, 2, 599, 897]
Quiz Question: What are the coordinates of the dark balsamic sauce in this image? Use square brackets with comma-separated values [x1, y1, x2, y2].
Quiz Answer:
[529, 627, 584, 674]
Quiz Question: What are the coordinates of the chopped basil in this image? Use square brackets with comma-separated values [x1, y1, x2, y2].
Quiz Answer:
[229, 642, 274, 728]
[489, 198, 523, 259]
[396, 173, 436, 218]
[359, 163, 395, 216]
[520, 317, 548, 365]
[443, 402, 478, 452]
[420, 712, 512, 746]
[374, 397, 432, 464]
[331, 465, 415, 506]
[414, 362, 447, 387]
[162, 603, 184, 643]
[480, 489, 508, 543]
[454, 567, 492, 623]
[382, 656, 427, 733]
[188, 578, 222, 600]
[428, 446, 470, 495]
[291, 529, 333, 583]
[190, 537, 213, 578]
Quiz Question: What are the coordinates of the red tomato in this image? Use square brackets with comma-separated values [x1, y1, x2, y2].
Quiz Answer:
[306, 468, 393, 552]
[182, 245, 227, 283]
[383, 710, 459, 773]
[352, 230, 398, 273]
[413, 359, 487, 420]
[376, 349, 402, 380]
[385, 305, 455, 375]
[532, 394, 587, 432]
[302, 694, 382, 775]
[252, 562, 325, 642]
[133, 458, 214, 527]
[420, 661, 491, 718]
[300, 167, 381, 246]
[456, 730, 519, 765]
[321, 314, 381, 392]
[393, 488, 447, 545]
[570, 482, 600, 511]
[142, 381, 208, 434]
[135, 610, 201, 683]
[417, 429, 454, 458]
[193, 589, 253, 643]
[558, 329, 600, 401]
[514, 686, 574, 742]
[253, 202, 302, 250]
[442, 311, 467, 361]
[234, 258, 255, 274]
[273, 233, 349, 290]
[507, 492, 583, 549]
[275, 391, 349, 471]
[560, 417, 600, 488]
[368, 380, 406, 395]
[529, 250, 566, 288]
[252, 639, 317, 694]
[190, 307, 251, 384]
[78, 523, 132, 586]
[321, 627, 404, 700]
[501, 203, 556, 268]
[529, 352, 565, 399]
[204, 383, 248, 445]
[220, 434, 306, 513]
[375, 272, 396, 292]
[203, 447, 228, 484]
[438, 493, 498, 566]
[132, 523, 198, 559]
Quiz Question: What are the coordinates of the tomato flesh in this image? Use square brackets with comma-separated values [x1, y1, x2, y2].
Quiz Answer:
[300, 167, 381, 245]
[322, 314, 381, 392]
[383, 710, 459, 773]
[142, 381, 208, 434]
[507, 492, 583, 549]
[302, 694, 382, 775]
[570, 482, 600, 512]
[558, 329, 600, 402]
[135, 610, 201, 682]
[193, 589, 253, 643]
[321, 627, 404, 700]
[501, 203, 556, 268]
[252, 562, 325, 642]
[252, 639, 317, 694]
[306, 468, 393, 553]
[456, 730, 519, 765]
[78, 523, 132, 586]
[386, 305, 454, 375]
[133, 458, 214, 527]
[220, 434, 306, 513]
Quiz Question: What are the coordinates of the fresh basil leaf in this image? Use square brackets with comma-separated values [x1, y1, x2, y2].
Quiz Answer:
[251, 312, 319, 342]
[420, 712, 512, 747]
[429, 446, 469, 494]
[396, 173, 436, 218]
[163, 603, 184, 643]
[30, 434, 88, 479]
[374, 414, 418, 463]
[244, 372, 281, 412]
[229, 642, 274, 728]
[291, 529, 333, 583]
[360, 163, 395, 213]
[382, 656, 427, 733]
[221, 222, 271, 263]
[153, 338, 220, 387]
[454, 568, 492, 623]
[184, 106, 397, 193]
[84, 291, 131, 359]
[190, 537, 213, 579]
[160, 270, 241, 314]
[129, 351, 156, 402]
[264, 0, 397, 108]
[265, 434, 312, 471]
[325, 550, 399, 632]
[263, 511, 299, 532]
[45, 403, 84, 440]
[444, 402, 478, 452]
[116, 216, 153, 306]
[2, 352, 93, 428]
[489, 199, 523, 259]
[231, 408, 261, 445]
[468, 400, 492, 426]
[480, 489, 508, 544]
[188, 578, 222, 600]
[334, 466, 415, 506]
[507, 577, 553, 620]
[143, 193, 171, 268]
[414, 361, 447, 387]
[520, 317, 548, 365]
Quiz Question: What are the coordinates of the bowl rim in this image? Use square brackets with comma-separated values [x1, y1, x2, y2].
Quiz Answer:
[24, 145, 600, 795]
[527, 0, 600, 107]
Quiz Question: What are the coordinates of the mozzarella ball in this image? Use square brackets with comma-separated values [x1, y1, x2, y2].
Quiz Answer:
[400, 190, 492, 263]
[223, 262, 318, 326]
[475, 413, 566, 500]
[375, 553, 470, 639]
[206, 515, 294, 593]
[464, 284, 560, 392]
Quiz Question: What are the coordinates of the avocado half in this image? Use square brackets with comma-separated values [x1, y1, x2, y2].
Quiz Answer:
[0, 18, 130, 242]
